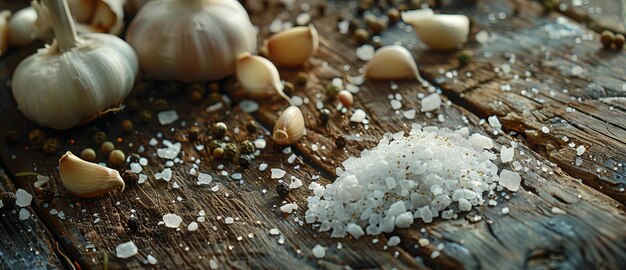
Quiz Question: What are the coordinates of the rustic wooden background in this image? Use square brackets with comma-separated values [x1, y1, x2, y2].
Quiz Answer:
[1, 0, 625, 269]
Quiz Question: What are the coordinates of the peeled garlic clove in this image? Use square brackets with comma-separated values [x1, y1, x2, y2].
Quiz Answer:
[263, 25, 319, 67]
[400, 8, 434, 25]
[404, 11, 469, 51]
[59, 151, 125, 198]
[236, 53, 291, 103]
[0, 10, 11, 56]
[338, 90, 353, 108]
[364, 45, 423, 81]
[273, 106, 305, 146]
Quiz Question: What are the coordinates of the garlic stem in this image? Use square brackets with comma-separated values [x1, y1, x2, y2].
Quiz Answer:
[43, 0, 78, 51]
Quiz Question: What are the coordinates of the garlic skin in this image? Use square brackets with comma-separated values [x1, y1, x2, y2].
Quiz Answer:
[11, 0, 138, 129]
[364, 45, 423, 81]
[402, 10, 469, 51]
[60, 151, 125, 198]
[0, 11, 11, 56]
[126, 0, 256, 82]
[236, 53, 291, 103]
[273, 106, 305, 146]
[263, 25, 319, 67]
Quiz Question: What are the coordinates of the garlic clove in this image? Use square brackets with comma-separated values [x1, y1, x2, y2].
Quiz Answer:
[59, 151, 125, 198]
[338, 90, 353, 108]
[89, 0, 124, 35]
[263, 25, 319, 67]
[67, 0, 95, 22]
[236, 52, 291, 103]
[400, 8, 434, 25]
[364, 45, 423, 81]
[7, 7, 39, 46]
[403, 11, 469, 51]
[0, 10, 11, 57]
[273, 106, 305, 146]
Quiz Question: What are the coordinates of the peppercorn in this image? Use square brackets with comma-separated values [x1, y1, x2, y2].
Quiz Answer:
[325, 84, 340, 98]
[5, 130, 19, 143]
[28, 129, 46, 149]
[246, 121, 257, 133]
[101, 141, 115, 156]
[223, 143, 237, 161]
[212, 147, 224, 159]
[139, 110, 153, 123]
[43, 138, 59, 154]
[387, 8, 400, 25]
[369, 19, 386, 35]
[208, 140, 222, 150]
[122, 170, 139, 186]
[208, 82, 220, 92]
[601, 31, 614, 49]
[348, 19, 360, 34]
[108, 149, 125, 166]
[317, 1, 327, 15]
[296, 72, 308, 86]
[614, 34, 625, 49]
[276, 182, 290, 197]
[127, 216, 139, 232]
[283, 81, 295, 97]
[128, 153, 140, 163]
[121, 119, 133, 133]
[356, 0, 370, 15]
[364, 15, 377, 29]
[238, 155, 251, 167]
[189, 89, 204, 104]
[81, 148, 97, 162]
[92, 131, 106, 146]
[335, 136, 347, 149]
[319, 109, 330, 125]
[151, 99, 169, 112]
[457, 51, 473, 67]
[186, 126, 202, 141]
[542, 0, 554, 14]
[353, 28, 370, 44]
[208, 92, 222, 104]
[125, 98, 140, 112]
[39, 188, 54, 203]
[240, 140, 255, 154]
[0, 192, 16, 210]
[212, 122, 227, 139]
[372, 38, 385, 49]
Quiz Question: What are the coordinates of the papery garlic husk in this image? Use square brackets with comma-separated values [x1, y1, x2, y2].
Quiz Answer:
[262, 25, 319, 67]
[236, 52, 291, 103]
[0, 10, 11, 56]
[126, 0, 256, 82]
[273, 106, 305, 146]
[402, 9, 469, 51]
[364, 45, 423, 81]
[11, 0, 138, 129]
[59, 151, 125, 198]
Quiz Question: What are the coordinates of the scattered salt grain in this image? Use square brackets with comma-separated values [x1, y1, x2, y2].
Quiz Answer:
[387, 236, 401, 246]
[420, 93, 441, 112]
[239, 100, 259, 113]
[488, 115, 502, 130]
[403, 109, 416, 119]
[501, 146, 514, 163]
[346, 223, 364, 239]
[116, 241, 138, 258]
[209, 258, 218, 269]
[147, 255, 157, 265]
[254, 139, 267, 149]
[269, 228, 280, 235]
[499, 170, 522, 192]
[197, 173, 212, 185]
[541, 126, 550, 134]
[19, 208, 30, 220]
[469, 133, 493, 149]
[390, 99, 402, 110]
[188, 222, 199, 231]
[551, 207, 566, 214]
[15, 189, 33, 207]
[418, 239, 430, 247]
[501, 207, 510, 215]
[312, 245, 326, 258]
[576, 145, 585, 156]
[224, 217, 234, 224]
[280, 203, 298, 213]
[130, 163, 142, 173]
[34, 175, 50, 188]
[259, 163, 268, 171]
[163, 213, 183, 228]
[158, 110, 179, 125]
[138, 174, 147, 184]
[350, 109, 367, 123]
[475, 30, 490, 44]
[356, 44, 375, 61]
[289, 177, 303, 189]
[271, 168, 286, 179]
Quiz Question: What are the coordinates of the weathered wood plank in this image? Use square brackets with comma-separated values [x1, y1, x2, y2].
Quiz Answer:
[553, 0, 626, 34]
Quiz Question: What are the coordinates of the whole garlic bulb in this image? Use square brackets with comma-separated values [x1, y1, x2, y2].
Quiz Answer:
[126, 0, 256, 82]
[11, 0, 138, 130]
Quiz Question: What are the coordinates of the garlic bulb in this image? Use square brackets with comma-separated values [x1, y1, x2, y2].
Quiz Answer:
[60, 151, 125, 198]
[126, 0, 256, 82]
[262, 25, 319, 67]
[402, 9, 469, 51]
[273, 106, 305, 146]
[11, 0, 138, 130]
[236, 53, 291, 103]
[364, 45, 424, 81]
[0, 11, 10, 56]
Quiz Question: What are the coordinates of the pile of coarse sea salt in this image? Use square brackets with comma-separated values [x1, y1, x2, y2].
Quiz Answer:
[305, 125, 521, 238]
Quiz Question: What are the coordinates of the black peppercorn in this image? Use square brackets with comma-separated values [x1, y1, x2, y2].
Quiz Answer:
[122, 170, 139, 186]
[457, 51, 473, 67]
[296, 72, 308, 86]
[335, 136, 347, 149]
[208, 92, 222, 104]
[212, 122, 227, 139]
[39, 188, 54, 203]
[0, 192, 16, 210]
[139, 110, 153, 123]
[246, 121, 257, 133]
[319, 109, 330, 125]
[92, 131, 107, 146]
[43, 138, 59, 154]
[239, 140, 255, 155]
[151, 99, 169, 112]
[223, 143, 237, 161]
[186, 126, 202, 141]
[28, 129, 46, 149]
[238, 155, 251, 167]
[276, 182, 290, 197]
[387, 8, 400, 25]
[121, 119, 134, 133]
[127, 216, 139, 232]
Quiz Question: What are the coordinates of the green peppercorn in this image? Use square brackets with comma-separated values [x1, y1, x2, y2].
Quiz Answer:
[325, 84, 340, 98]
[39, 188, 54, 203]
[387, 8, 400, 25]
[186, 126, 202, 141]
[212, 147, 224, 159]
[151, 99, 169, 112]
[614, 34, 625, 49]
[223, 143, 237, 161]
[364, 15, 377, 29]
[124, 98, 140, 112]
[457, 51, 473, 67]
[601, 31, 614, 49]
[5, 130, 19, 143]
[139, 110, 153, 123]
[296, 72, 309, 86]
[238, 155, 251, 167]
[127, 216, 139, 232]
[335, 136, 347, 149]
[121, 119, 133, 133]
[282, 81, 295, 97]
[240, 140, 255, 155]
[108, 149, 125, 166]
[208, 140, 222, 151]
[92, 131, 106, 146]
[0, 192, 16, 211]
[28, 129, 46, 149]
[276, 182, 290, 197]
[43, 138, 59, 154]
[353, 28, 370, 44]
[212, 122, 227, 139]
[122, 170, 138, 186]
[319, 109, 330, 125]
[246, 121, 258, 133]
[81, 148, 97, 162]
[101, 141, 115, 156]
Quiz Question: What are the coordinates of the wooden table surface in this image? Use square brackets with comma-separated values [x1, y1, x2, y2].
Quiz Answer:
[1, 0, 625, 269]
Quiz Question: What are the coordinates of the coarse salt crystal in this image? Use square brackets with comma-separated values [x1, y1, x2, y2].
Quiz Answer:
[501, 146, 514, 163]
[239, 100, 259, 113]
[15, 189, 33, 207]
[19, 208, 30, 220]
[390, 99, 402, 110]
[576, 145, 585, 156]
[254, 139, 267, 149]
[488, 115, 502, 130]
[356, 44, 375, 61]
[387, 236, 401, 246]
[350, 109, 367, 123]
[163, 213, 182, 228]
[551, 207, 566, 214]
[499, 170, 522, 192]
[259, 163, 268, 171]
[271, 168, 286, 179]
[224, 217, 234, 224]
[197, 173, 212, 185]
[420, 93, 441, 112]
[188, 222, 199, 231]
[116, 241, 138, 258]
[541, 126, 550, 133]
[346, 223, 364, 239]
[269, 228, 280, 235]
[147, 255, 157, 265]
[312, 245, 326, 258]
[469, 133, 493, 149]
[280, 203, 298, 213]
[158, 110, 178, 125]
[403, 109, 416, 119]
